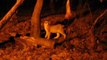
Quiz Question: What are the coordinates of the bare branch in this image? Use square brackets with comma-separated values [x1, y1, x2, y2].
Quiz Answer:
[0, 0, 24, 29]
[90, 9, 107, 31]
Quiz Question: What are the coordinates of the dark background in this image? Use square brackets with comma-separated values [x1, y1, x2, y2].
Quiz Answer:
[0, 0, 107, 18]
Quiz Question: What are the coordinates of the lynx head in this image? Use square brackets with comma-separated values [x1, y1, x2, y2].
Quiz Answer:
[44, 21, 49, 26]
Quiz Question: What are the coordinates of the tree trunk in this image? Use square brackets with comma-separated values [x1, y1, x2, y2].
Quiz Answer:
[0, 0, 24, 29]
[65, 0, 73, 19]
[31, 0, 44, 38]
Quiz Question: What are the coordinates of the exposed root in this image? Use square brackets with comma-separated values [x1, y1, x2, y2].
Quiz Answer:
[19, 36, 55, 49]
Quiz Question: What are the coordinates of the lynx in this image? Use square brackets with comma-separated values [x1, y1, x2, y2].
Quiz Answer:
[44, 21, 66, 39]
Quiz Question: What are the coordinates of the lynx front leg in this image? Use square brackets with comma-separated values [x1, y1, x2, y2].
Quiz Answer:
[47, 33, 51, 39]
[45, 33, 48, 38]
[54, 33, 60, 39]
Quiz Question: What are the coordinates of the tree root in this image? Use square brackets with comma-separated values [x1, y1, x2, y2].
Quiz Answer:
[18, 36, 55, 49]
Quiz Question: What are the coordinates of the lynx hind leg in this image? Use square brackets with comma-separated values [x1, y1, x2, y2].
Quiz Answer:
[60, 30, 66, 39]
[61, 32, 66, 39]
[54, 33, 60, 39]
[63, 33, 66, 39]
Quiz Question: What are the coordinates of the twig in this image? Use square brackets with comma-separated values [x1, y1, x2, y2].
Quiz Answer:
[90, 9, 107, 31]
